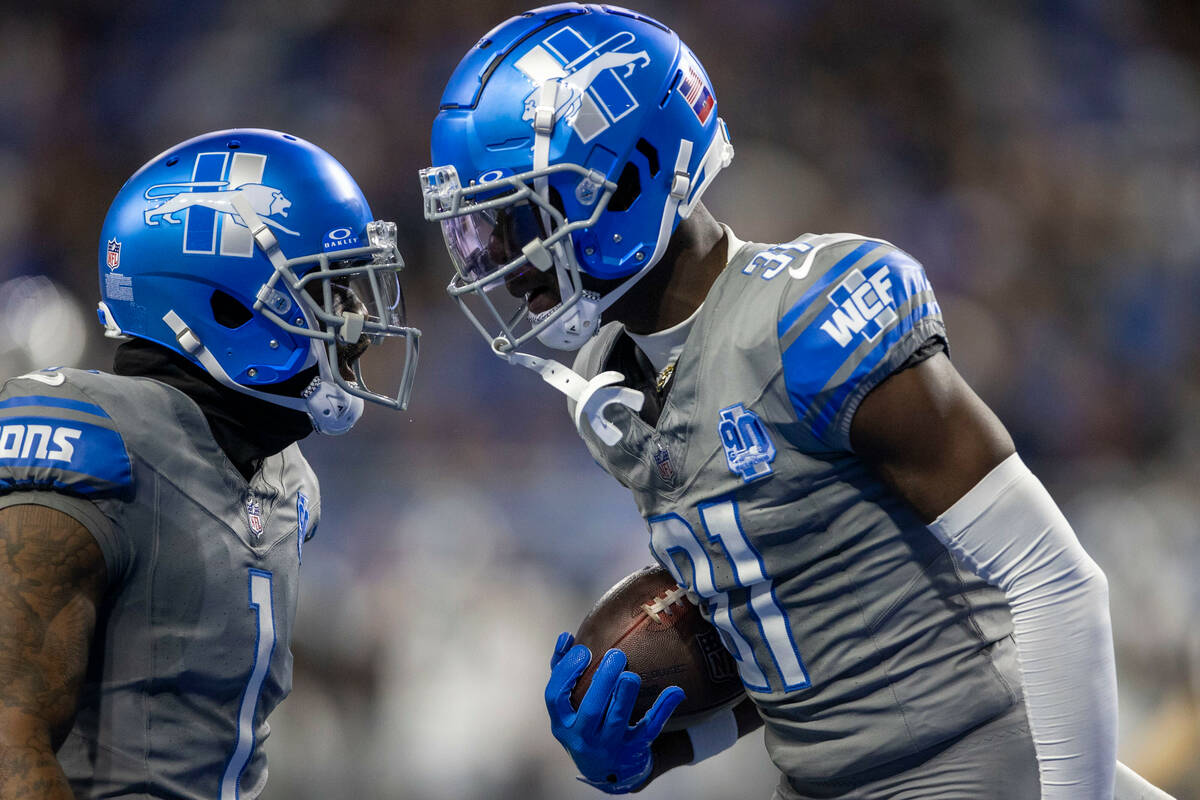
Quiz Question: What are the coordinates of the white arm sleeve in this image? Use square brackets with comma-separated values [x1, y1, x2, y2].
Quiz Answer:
[927, 453, 1117, 799]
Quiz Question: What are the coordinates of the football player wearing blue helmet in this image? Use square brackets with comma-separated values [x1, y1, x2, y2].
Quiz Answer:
[0, 130, 418, 799]
[422, 5, 1172, 800]
[102, 128, 420, 432]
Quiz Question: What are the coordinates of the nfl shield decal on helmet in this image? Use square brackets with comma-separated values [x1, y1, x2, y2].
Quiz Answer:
[106, 238, 122, 269]
[718, 403, 776, 482]
[246, 492, 264, 537]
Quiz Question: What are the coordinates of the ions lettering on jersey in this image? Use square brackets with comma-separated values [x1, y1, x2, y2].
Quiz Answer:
[0, 424, 81, 462]
[718, 403, 776, 482]
[819, 264, 897, 348]
[0, 387, 134, 496]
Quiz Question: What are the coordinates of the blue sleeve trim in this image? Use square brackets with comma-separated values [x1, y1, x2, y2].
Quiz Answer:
[808, 302, 942, 442]
[779, 246, 943, 450]
[0, 395, 111, 418]
[776, 241, 883, 338]
[0, 417, 133, 495]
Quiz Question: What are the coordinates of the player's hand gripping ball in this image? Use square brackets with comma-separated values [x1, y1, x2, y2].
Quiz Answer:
[571, 565, 747, 730]
[547, 637, 682, 793]
[544, 566, 748, 793]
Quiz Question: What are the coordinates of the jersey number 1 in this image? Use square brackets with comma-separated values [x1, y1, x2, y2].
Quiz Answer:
[220, 569, 276, 800]
[649, 499, 810, 693]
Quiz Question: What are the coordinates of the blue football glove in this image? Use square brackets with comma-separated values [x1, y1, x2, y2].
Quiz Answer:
[546, 632, 685, 794]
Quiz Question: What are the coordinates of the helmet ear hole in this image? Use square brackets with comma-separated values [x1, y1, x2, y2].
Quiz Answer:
[607, 162, 642, 213]
[635, 138, 660, 177]
[211, 290, 253, 329]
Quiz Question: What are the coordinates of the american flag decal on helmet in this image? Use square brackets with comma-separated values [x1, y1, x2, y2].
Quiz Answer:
[677, 56, 714, 124]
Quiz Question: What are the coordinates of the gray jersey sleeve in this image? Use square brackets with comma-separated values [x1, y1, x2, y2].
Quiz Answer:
[0, 373, 135, 580]
[0, 491, 128, 582]
[774, 239, 946, 452]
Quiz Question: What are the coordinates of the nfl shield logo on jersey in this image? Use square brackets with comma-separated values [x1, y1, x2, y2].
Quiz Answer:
[653, 442, 676, 483]
[246, 492, 264, 537]
[718, 403, 777, 483]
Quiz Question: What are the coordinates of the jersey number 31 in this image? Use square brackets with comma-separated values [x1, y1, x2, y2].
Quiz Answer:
[649, 499, 810, 693]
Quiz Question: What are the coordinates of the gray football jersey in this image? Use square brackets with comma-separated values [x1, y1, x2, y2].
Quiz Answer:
[569, 234, 1022, 781]
[0, 368, 320, 799]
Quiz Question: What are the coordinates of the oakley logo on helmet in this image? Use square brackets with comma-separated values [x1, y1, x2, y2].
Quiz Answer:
[322, 227, 359, 250]
[143, 151, 298, 258]
[516, 28, 650, 144]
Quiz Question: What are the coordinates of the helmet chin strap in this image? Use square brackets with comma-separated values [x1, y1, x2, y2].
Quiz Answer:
[506, 124, 736, 445]
[160, 198, 371, 440]
[493, 340, 643, 447]
[533, 122, 735, 352]
[161, 310, 364, 435]
[511, 128, 673, 440]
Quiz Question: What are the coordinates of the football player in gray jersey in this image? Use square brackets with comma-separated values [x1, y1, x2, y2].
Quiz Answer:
[421, 5, 1172, 800]
[0, 129, 419, 799]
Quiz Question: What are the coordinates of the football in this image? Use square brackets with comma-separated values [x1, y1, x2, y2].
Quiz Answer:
[570, 565, 746, 731]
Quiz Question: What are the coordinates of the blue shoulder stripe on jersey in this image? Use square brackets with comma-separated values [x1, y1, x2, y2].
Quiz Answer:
[780, 247, 942, 448]
[781, 249, 934, 394]
[808, 300, 941, 442]
[0, 395, 111, 419]
[0, 416, 132, 495]
[776, 241, 883, 338]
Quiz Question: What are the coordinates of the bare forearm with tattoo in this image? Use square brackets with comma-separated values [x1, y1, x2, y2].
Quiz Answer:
[0, 504, 106, 799]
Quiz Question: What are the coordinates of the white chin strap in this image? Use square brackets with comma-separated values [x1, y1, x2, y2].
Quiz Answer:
[530, 291, 603, 350]
[162, 310, 364, 436]
[533, 122, 734, 353]
[508, 114, 734, 444]
[493, 342, 642, 446]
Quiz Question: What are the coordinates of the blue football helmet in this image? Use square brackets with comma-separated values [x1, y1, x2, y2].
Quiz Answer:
[421, 3, 733, 352]
[98, 129, 420, 434]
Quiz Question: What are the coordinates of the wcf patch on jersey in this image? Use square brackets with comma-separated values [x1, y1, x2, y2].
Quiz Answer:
[820, 264, 897, 347]
[718, 403, 776, 482]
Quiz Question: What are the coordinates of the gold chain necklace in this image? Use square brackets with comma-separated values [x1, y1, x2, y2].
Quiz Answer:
[655, 361, 676, 393]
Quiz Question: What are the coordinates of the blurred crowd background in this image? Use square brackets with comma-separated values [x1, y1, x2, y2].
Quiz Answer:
[2, 0, 1199, 797]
